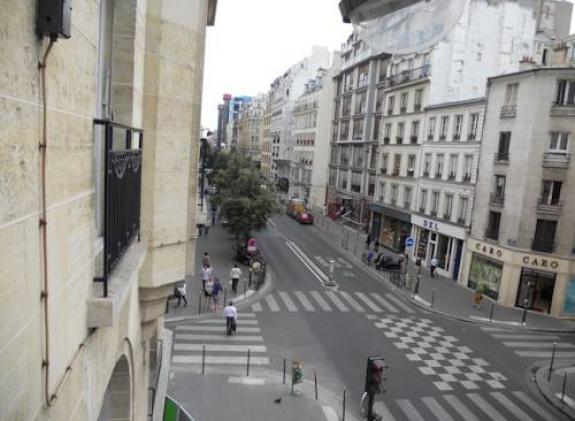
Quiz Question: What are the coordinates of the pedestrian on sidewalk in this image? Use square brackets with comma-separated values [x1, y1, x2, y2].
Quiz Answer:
[212, 278, 223, 310]
[202, 252, 211, 267]
[204, 219, 210, 236]
[197, 223, 204, 237]
[204, 277, 214, 310]
[230, 264, 242, 294]
[374, 239, 380, 252]
[200, 263, 213, 291]
[365, 233, 372, 248]
[430, 257, 438, 278]
[224, 301, 237, 336]
[174, 282, 187, 307]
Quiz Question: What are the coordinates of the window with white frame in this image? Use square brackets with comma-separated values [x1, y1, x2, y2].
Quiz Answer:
[423, 153, 431, 176]
[444, 194, 453, 219]
[548, 132, 570, 154]
[458, 196, 468, 222]
[400, 92, 408, 112]
[541, 180, 562, 205]
[504, 83, 519, 106]
[448, 154, 458, 180]
[468, 113, 479, 140]
[387, 95, 395, 115]
[453, 115, 463, 139]
[431, 191, 440, 214]
[555, 80, 575, 105]
[420, 189, 428, 212]
[404, 186, 412, 208]
[397, 122, 405, 141]
[427, 117, 436, 140]
[414, 89, 423, 111]
[378, 182, 386, 202]
[384, 123, 392, 140]
[391, 184, 398, 203]
[435, 154, 444, 178]
[440, 116, 449, 139]
[381, 154, 389, 174]
[407, 154, 416, 176]
[463, 155, 473, 181]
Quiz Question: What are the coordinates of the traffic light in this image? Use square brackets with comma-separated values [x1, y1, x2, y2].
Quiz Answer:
[292, 361, 303, 385]
[365, 357, 386, 395]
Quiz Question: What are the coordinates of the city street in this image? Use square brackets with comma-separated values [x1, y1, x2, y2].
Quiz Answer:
[168, 215, 575, 420]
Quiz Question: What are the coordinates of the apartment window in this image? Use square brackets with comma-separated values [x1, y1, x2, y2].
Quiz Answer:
[387, 95, 395, 115]
[555, 80, 575, 106]
[541, 180, 562, 205]
[414, 89, 423, 111]
[458, 197, 468, 223]
[378, 58, 387, 83]
[420, 190, 428, 213]
[340, 120, 349, 140]
[493, 175, 506, 203]
[344, 71, 354, 91]
[351, 171, 362, 193]
[342, 95, 352, 116]
[393, 154, 402, 176]
[378, 182, 386, 203]
[496, 132, 511, 161]
[549, 132, 570, 153]
[353, 118, 364, 140]
[330, 147, 338, 165]
[339, 145, 349, 165]
[375, 88, 385, 112]
[448, 154, 458, 180]
[381, 154, 389, 174]
[410, 121, 419, 143]
[397, 122, 405, 143]
[431, 191, 439, 215]
[384, 123, 392, 144]
[444, 194, 453, 219]
[504, 83, 519, 106]
[333, 101, 340, 120]
[407, 154, 416, 177]
[533, 220, 557, 253]
[400, 92, 408, 113]
[358, 63, 369, 89]
[486, 211, 501, 240]
[427, 117, 436, 140]
[463, 155, 473, 181]
[329, 168, 337, 186]
[369, 146, 378, 169]
[440, 116, 449, 139]
[373, 116, 382, 140]
[453, 115, 463, 140]
[355, 91, 367, 114]
[435, 154, 444, 178]
[338, 170, 348, 189]
[468, 113, 479, 140]
[352, 145, 364, 168]
[391, 184, 398, 204]
[423, 153, 431, 176]
[404, 186, 412, 208]
[368, 175, 376, 196]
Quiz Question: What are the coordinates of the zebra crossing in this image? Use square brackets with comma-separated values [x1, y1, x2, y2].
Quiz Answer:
[480, 326, 575, 360]
[372, 390, 558, 421]
[171, 313, 270, 369]
[314, 255, 353, 269]
[250, 290, 417, 314]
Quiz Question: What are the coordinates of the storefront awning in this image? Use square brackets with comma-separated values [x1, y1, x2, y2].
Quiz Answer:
[370, 203, 411, 223]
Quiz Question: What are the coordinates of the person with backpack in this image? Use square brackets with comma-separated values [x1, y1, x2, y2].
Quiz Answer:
[211, 278, 223, 310]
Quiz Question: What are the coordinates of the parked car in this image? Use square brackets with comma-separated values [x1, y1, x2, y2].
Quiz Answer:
[296, 212, 314, 225]
[287, 198, 306, 218]
[375, 255, 403, 271]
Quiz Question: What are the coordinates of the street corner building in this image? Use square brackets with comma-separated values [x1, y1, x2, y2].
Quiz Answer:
[0, 0, 216, 420]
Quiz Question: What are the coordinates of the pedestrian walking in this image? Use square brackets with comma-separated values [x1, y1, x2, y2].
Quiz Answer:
[415, 257, 422, 275]
[174, 282, 187, 308]
[204, 277, 214, 310]
[204, 219, 210, 236]
[202, 252, 211, 267]
[224, 301, 238, 336]
[200, 263, 213, 291]
[430, 257, 438, 278]
[230, 264, 242, 294]
[212, 278, 223, 310]
[197, 223, 204, 237]
[365, 233, 372, 248]
[373, 240, 380, 252]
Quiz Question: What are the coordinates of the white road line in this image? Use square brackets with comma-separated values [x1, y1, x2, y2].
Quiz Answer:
[176, 325, 261, 333]
[339, 291, 365, 312]
[470, 316, 522, 326]
[515, 351, 575, 358]
[492, 334, 560, 340]
[502, 341, 575, 348]
[310, 291, 332, 311]
[314, 256, 329, 267]
[479, 327, 508, 332]
[231, 290, 254, 303]
[294, 291, 316, 312]
[443, 395, 480, 421]
[385, 294, 415, 314]
[196, 319, 259, 325]
[174, 344, 267, 352]
[373, 401, 396, 421]
[285, 240, 328, 285]
[491, 392, 535, 421]
[555, 393, 575, 409]
[176, 334, 263, 342]
[355, 292, 382, 312]
[172, 355, 269, 365]
[278, 291, 298, 312]
[397, 399, 425, 421]
[252, 302, 262, 312]
[370, 293, 398, 313]
[265, 295, 281, 312]
[321, 406, 339, 421]
[467, 393, 506, 421]
[325, 291, 349, 312]
[228, 376, 266, 385]
[422, 396, 455, 421]
[238, 313, 256, 318]
[512, 391, 553, 419]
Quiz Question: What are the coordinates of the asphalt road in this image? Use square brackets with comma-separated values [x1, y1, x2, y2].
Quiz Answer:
[169, 214, 574, 421]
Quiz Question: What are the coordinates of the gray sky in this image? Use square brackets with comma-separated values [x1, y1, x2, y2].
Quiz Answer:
[201, 0, 575, 130]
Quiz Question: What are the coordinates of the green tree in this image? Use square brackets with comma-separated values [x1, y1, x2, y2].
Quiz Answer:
[210, 151, 278, 239]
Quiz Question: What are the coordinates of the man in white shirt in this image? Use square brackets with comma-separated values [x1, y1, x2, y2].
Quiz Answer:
[230, 264, 242, 294]
[224, 301, 237, 335]
[200, 264, 213, 290]
[430, 257, 438, 278]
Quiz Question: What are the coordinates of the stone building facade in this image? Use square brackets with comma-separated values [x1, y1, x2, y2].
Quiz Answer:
[461, 67, 575, 318]
[237, 94, 264, 164]
[0, 1, 216, 420]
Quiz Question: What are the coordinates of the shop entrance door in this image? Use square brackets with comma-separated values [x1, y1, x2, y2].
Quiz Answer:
[427, 233, 437, 265]
[515, 268, 556, 314]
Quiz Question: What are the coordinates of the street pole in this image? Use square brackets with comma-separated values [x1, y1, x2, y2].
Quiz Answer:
[199, 137, 207, 211]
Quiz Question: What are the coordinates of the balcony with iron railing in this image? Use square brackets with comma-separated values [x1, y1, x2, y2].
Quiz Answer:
[400, 106, 407, 114]
[430, 210, 438, 217]
[396, 136, 404, 144]
[443, 213, 451, 221]
[532, 239, 556, 253]
[542, 152, 570, 168]
[551, 101, 575, 116]
[407, 169, 415, 177]
[457, 216, 466, 224]
[410, 136, 418, 145]
[494, 152, 510, 163]
[404, 201, 411, 209]
[500, 105, 516, 118]
[385, 65, 431, 88]
[448, 172, 456, 181]
[462, 174, 472, 183]
[537, 197, 562, 214]
[485, 228, 499, 241]
[419, 207, 425, 214]
[383, 136, 390, 145]
[489, 193, 505, 206]
[414, 103, 422, 112]
[392, 168, 400, 177]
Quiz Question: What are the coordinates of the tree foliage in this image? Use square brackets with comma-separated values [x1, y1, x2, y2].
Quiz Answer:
[209, 151, 278, 239]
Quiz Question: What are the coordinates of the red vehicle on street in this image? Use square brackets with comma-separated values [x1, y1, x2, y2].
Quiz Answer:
[296, 212, 314, 225]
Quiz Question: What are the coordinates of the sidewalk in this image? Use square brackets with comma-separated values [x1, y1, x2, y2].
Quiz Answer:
[165, 222, 265, 323]
[313, 213, 575, 332]
[535, 360, 575, 420]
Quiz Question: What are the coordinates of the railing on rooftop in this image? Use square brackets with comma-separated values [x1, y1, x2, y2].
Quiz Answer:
[386, 65, 431, 88]
[94, 119, 143, 297]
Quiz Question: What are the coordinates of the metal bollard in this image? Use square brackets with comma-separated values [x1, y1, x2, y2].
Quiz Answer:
[314, 371, 318, 400]
[548, 342, 558, 382]
[246, 348, 251, 377]
[342, 389, 346, 421]
[561, 372, 568, 402]
[489, 303, 495, 324]
[202, 344, 206, 375]
[283, 358, 286, 384]
[431, 289, 436, 308]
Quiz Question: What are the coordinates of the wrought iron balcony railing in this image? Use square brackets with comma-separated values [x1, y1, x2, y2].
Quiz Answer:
[94, 119, 143, 297]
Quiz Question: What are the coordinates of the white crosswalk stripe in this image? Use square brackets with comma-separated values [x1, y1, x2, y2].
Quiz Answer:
[339, 291, 365, 312]
[373, 391, 554, 421]
[314, 256, 329, 267]
[294, 291, 316, 312]
[325, 291, 350, 312]
[278, 291, 298, 312]
[337, 257, 353, 269]
[370, 292, 399, 313]
[384, 293, 415, 313]
[172, 317, 269, 369]
[355, 292, 382, 312]
[310, 291, 332, 311]
[265, 294, 280, 312]
[251, 302, 262, 312]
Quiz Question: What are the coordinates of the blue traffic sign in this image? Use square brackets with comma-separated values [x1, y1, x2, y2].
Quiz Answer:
[405, 237, 415, 248]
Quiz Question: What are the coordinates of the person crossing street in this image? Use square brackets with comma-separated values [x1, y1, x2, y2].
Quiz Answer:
[224, 301, 237, 336]
[230, 264, 242, 294]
